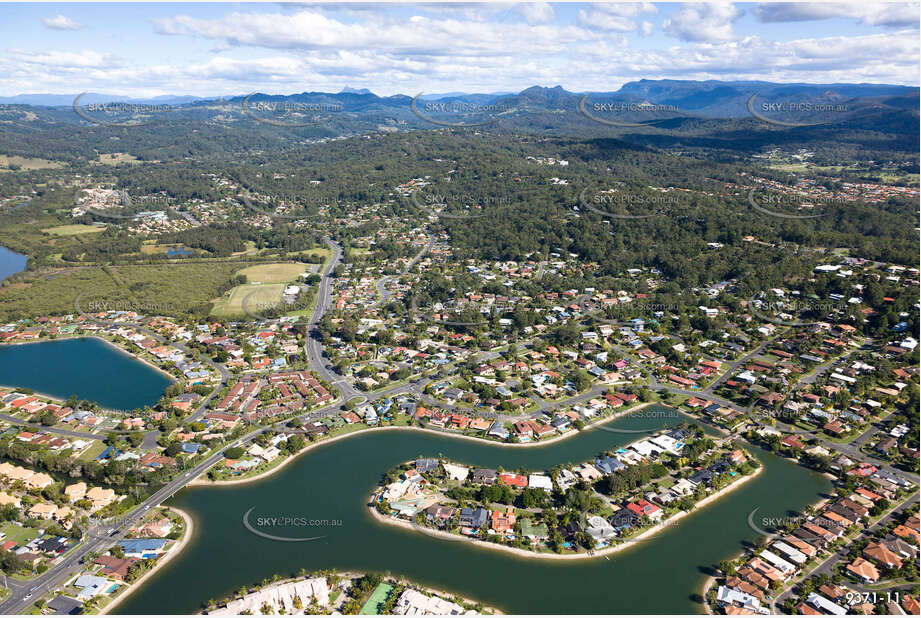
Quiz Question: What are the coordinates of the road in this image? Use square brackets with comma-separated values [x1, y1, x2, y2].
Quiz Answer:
[0, 242, 351, 612]
[0, 446, 229, 614]
[2, 239, 915, 611]
[302, 237, 363, 402]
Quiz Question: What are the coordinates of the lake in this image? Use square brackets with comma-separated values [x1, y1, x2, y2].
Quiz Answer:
[0, 246, 27, 281]
[0, 337, 174, 411]
[115, 409, 831, 614]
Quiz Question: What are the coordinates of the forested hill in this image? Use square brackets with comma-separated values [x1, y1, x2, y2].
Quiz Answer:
[0, 82, 917, 165]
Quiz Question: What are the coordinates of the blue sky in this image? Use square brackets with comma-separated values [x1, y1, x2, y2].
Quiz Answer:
[1, 2, 918, 97]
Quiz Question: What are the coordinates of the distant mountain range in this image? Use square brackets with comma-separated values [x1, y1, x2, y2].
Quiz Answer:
[2, 80, 915, 118]
[0, 93, 206, 106]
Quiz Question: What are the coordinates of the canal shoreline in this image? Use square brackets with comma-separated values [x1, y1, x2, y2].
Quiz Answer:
[368, 464, 763, 561]
[698, 474, 837, 612]
[100, 507, 194, 616]
[200, 569, 503, 615]
[188, 402, 666, 487]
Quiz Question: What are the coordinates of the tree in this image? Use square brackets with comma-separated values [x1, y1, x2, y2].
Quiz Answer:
[224, 446, 246, 459]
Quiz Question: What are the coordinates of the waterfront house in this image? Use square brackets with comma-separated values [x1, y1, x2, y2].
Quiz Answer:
[490, 508, 516, 533]
[118, 538, 168, 558]
[73, 575, 111, 600]
[459, 507, 488, 529]
[594, 455, 625, 475]
[499, 473, 527, 488]
[586, 515, 616, 542]
[574, 463, 603, 482]
[609, 509, 640, 532]
[471, 469, 498, 485]
[486, 422, 509, 440]
[758, 549, 796, 576]
[424, 505, 457, 526]
[95, 555, 139, 581]
[625, 499, 663, 522]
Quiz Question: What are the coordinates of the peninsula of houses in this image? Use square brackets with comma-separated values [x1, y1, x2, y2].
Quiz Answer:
[370, 425, 759, 558]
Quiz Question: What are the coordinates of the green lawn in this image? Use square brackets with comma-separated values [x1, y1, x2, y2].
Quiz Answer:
[210, 282, 285, 318]
[41, 224, 107, 236]
[237, 262, 307, 284]
[77, 440, 108, 462]
[0, 523, 39, 548]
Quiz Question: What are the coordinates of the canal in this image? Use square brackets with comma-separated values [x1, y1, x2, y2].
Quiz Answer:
[116, 409, 831, 614]
[0, 337, 174, 411]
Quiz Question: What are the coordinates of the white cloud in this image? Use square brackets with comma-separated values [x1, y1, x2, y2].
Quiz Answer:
[0, 4, 917, 96]
[520, 2, 554, 25]
[153, 9, 582, 56]
[578, 2, 657, 32]
[662, 3, 741, 42]
[9, 49, 118, 69]
[41, 15, 83, 31]
[756, 2, 919, 29]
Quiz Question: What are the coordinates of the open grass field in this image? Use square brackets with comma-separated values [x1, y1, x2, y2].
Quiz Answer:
[210, 282, 285, 318]
[41, 224, 107, 236]
[0, 155, 63, 172]
[237, 262, 306, 284]
[93, 152, 143, 165]
[300, 246, 331, 259]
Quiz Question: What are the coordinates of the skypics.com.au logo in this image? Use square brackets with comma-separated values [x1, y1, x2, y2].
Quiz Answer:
[747, 187, 849, 220]
[242, 507, 340, 542]
[73, 93, 172, 128]
[578, 96, 678, 128]
[578, 187, 684, 219]
[241, 93, 343, 128]
[746, 93, 848, 128]
[411, 94, 512, 127]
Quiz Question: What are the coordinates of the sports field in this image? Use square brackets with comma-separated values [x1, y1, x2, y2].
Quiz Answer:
[42, 224, 107, 236]
[238, 262, 307, 284]
[210, 282, 285, 318]
[359, 583, 394, 615]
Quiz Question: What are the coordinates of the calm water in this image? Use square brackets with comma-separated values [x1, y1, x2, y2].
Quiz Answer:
[117, 409, 831, 614]
[0, 246, 26, 281]
[0, 337, 173, 411]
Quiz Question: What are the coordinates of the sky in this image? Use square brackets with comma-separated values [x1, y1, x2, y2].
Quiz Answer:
[0, 2, 918, 97]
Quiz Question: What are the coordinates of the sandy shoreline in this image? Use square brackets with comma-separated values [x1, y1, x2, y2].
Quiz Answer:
[188, 401, 665, 487]
[369, 464, 764, 561]
[99, 506, 194, 615]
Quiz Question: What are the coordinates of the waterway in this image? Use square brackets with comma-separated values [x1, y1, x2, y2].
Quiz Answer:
[0, 337, 173, 411]
[0, 245, 26, 281]
[116, 409, 831, 614]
